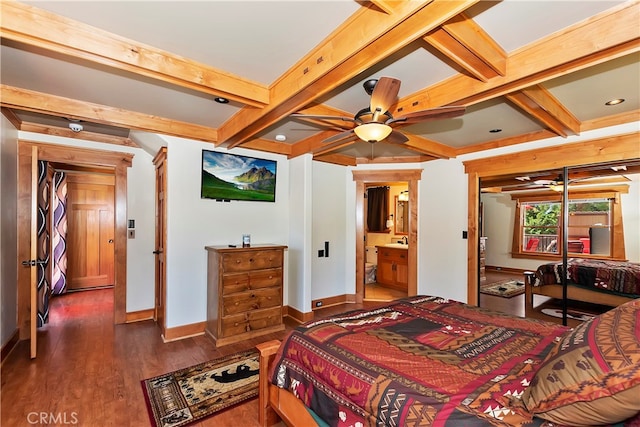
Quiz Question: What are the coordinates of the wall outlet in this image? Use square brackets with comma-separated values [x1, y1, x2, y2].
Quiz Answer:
[128, 229, 135, 239]
[462, 230, 468, 239]
[318, 249, 324, 257]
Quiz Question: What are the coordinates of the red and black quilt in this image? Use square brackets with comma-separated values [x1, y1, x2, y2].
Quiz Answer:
[268, 296, 569, 426]
[533, 259, 640, 296]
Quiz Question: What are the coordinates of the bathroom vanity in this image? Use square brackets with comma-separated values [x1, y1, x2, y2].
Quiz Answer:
[376, 245, 408, 291]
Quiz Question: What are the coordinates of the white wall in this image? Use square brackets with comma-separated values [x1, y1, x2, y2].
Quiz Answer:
[288, 155, 312, 312]
[419, 159, 470, 302]
[13, 132, 157, 314]
[161, 136, 290, 327]
[311, 161, 348, 301]
[1, 115, 19, 347]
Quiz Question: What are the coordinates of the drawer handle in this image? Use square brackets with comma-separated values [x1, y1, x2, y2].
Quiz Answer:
[251, 293, 255, 298]
[235, 259, 241, 264]
[249, 258, 254, 263]
[234, 322, 239, 326]
[268, 275, 273, 279]
[246, 325, 251, 332]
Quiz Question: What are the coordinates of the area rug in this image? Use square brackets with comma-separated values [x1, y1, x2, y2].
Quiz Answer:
[480, 279, 525, 298]
[141, 349, 259, 427]
[541, 308, 595, 322]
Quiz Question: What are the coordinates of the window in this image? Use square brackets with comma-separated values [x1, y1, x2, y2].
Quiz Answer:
[512, 187, 627, 260]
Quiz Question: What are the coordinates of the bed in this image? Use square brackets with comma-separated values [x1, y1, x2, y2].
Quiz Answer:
[257, 295, 640, 427]
[524, 258, 640, 313]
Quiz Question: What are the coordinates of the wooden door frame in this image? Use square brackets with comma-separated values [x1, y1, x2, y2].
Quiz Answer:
[152, 147, 167, 336]
[17, 141, 133, 338]
[352, 169, 422, 303]
[463, 131, 640, 307]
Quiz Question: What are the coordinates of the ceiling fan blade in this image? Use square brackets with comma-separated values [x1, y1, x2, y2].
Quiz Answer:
[388, 105, 465, 125]
[385, 130, 409, 144]
[291, 113, 356, 123]
[369, 77, 400, 120]
[322, 129, 355, 144]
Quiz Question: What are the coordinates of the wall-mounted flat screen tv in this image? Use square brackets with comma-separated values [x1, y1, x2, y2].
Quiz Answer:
[201, 150, 277, 202]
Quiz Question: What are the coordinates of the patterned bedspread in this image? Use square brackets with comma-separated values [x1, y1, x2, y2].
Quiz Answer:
[532, 259, 640, 296]
[269, 296, 569, 426]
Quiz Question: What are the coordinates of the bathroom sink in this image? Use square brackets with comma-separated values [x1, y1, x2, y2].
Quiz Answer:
[383, 243, 409, 249]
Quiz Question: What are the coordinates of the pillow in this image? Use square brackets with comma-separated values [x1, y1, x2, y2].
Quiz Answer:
[522, 299, 640, 426]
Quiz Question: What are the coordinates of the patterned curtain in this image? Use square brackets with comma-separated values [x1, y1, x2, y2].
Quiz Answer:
[36, 161, 51, 327]
[51, 171, 68, 295]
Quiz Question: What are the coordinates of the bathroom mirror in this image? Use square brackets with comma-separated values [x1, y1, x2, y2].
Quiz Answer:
[395, 196, 409, 235]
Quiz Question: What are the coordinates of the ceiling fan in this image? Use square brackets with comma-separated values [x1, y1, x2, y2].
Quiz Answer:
[291, 77, 466, 145]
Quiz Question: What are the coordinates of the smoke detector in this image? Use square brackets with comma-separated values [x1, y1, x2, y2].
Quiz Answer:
[69, 123, 83, 132]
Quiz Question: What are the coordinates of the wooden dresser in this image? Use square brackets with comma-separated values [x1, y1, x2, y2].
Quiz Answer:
[205, 244, 287, 347]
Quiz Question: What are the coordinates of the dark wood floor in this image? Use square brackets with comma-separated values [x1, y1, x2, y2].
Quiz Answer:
[1, 276, 607, 426]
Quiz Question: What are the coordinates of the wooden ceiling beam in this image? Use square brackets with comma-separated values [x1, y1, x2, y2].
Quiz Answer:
[219, 0, 479, 147]
[1, 85, 218, 143]
[238, 139, 291, 156]
[424, 13, 506, 82]
[313, 153, 358, 167]
[19, 122, 138, 147]
[1, 107, 22, 129]
[0, 2, 268, 108]
[289, 130, 341, 158]
[505, 84, 581, 137]
[401, 135, 457, 159]
[396, 1, 640, 113]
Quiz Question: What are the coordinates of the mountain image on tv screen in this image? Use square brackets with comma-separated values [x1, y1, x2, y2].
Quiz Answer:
[201, 150, 277, 202]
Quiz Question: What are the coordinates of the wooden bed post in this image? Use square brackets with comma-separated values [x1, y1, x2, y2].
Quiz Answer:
[524, 271, 535, 315]
[256, 340, 282, 427]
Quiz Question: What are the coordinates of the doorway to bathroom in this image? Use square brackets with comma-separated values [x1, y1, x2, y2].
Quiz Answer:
[352, 169, 422, 303]
[364, 182, 410, 301]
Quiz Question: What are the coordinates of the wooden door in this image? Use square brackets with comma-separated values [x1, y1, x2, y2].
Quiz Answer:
[153, 148, 167, 335]
[66, 173, 115, 290]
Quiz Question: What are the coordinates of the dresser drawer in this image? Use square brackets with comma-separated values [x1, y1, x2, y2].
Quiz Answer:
[220, 307, 282, 337]
[222, 268, 282, 295]
[222, 250, 282, 273]
[222, 287, 281, 315]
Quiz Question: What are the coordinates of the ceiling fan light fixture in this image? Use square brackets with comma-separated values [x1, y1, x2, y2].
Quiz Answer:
[353, 122, 392, 142]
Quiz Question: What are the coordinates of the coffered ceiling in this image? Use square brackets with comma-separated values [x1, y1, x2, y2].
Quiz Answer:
[1, 1, 639, 166]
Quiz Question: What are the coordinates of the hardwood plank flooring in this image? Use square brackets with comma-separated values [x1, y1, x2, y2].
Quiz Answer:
[2, 277, 607, 426]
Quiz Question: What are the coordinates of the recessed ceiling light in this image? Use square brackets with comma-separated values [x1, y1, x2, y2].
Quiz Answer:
[605, 98, 625, 106]
[275, 134, 286, 142]
[489, 128, 502, 133]
[214, 97, 229, 104]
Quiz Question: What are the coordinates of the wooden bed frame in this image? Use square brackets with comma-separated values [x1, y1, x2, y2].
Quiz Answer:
[257, 340, 319, 427]
[523, 270, 636, 313]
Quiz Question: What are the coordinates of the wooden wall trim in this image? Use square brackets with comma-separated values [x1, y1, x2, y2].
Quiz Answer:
[125, 309, 155, 323]
[162, 322, 206, 342]
[283, 305, 314, 324]
[1, 329, 20, 365]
